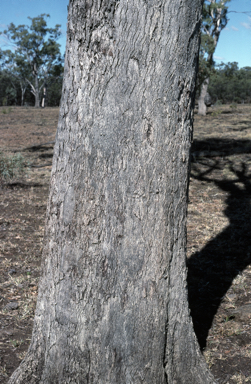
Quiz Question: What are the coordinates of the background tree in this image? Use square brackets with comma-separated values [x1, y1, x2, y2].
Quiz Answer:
[0, 48, 30, 106]
[42, 60, 64, 107]
[0, 69, 19, 105]
[197, 0, 230, 115]
[0, 14, 62, 107]
[208, 62, 251, 104]
[9, 1, 215, 383]
[0, 52, 19, 105]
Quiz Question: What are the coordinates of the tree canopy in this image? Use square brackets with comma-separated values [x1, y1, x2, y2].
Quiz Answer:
[209, 62, 251, 104]
[0, 14, 63, 107]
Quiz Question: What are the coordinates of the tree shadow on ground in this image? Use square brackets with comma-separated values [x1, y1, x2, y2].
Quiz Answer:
[192, 138, 251, 158]
[187, 147, 251, 350]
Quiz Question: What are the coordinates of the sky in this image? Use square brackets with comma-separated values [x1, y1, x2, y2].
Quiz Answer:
[214, 0, 251, 68]
[0, 0, 251, 69]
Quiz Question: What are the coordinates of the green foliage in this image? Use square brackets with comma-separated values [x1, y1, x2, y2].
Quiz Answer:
[0, 152, 29, 180]
[1, 107, 12, 114]
[203, 0, 230, 32]
[230, 102, 237, 111]
[1, 14, 61, 70]
[208, 62, 251, 104]
[10, 339, 24, 348]
[0, 70, 19, 106]
[214, 100, 222, 106]
[210, 100, 222, 116]
[211, 107, 222, 117]
[46, 75, 63, 106]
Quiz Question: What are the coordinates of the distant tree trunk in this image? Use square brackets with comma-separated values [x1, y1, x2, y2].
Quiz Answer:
[20, 81, 27, 107]
[198, 77, 209, 116]
[198, 0, 227, 116]
[21, 88, 25, 106]
[41, 84, 47, 108]
[8, 1, 216, 383]
[198, 50, 212, 116]
[33, 63, 40, 108]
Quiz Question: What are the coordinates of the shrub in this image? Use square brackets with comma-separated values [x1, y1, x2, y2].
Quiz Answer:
[230, 103, 238, 111]
[1, 107, 12, 114]
[214, 100, 222, 107]
[0, 152, 29, 180]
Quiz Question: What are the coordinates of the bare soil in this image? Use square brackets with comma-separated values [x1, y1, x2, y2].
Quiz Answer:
[0, 105, 251, 383]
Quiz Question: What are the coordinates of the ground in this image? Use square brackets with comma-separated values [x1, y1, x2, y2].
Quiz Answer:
[0, 104, 251, 383]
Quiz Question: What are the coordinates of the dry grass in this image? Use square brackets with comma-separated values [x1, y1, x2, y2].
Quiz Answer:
[1, 104, 251, 383]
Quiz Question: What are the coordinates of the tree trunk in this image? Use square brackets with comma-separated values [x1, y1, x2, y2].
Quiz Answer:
[20, 82, 26, 107]
[21, 89, 25, 107]
[9, 1, 216, 383]
[41, 84, 47, 108]
[198, 77, 209, 116]
[33, 63, 40, 108]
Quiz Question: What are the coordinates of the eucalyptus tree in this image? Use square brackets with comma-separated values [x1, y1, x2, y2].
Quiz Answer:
[0, 14, 62, 107]
[198, 0, 230, 115]
[9, 1, 216, 383]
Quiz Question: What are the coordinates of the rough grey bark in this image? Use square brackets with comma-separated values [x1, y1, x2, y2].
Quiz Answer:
[9, 0, 216, 383]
